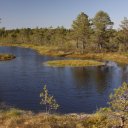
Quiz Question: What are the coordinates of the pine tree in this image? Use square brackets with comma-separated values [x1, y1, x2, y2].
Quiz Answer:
[40, 85, 59, 113]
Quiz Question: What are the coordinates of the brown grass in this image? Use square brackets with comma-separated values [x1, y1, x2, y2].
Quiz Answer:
[67, 53, 128, 64]
[0, 43, 128, 64]
[1, 108, 127, 128]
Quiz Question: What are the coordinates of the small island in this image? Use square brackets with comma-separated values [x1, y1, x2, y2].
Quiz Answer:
[44, 60, 104, 67]
[0, 54, 16, 61]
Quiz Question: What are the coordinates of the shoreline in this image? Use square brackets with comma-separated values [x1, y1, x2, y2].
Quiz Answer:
[0, 43, 128, 127]
[0, 43, 128, 64]
[0, 108, 107, 128]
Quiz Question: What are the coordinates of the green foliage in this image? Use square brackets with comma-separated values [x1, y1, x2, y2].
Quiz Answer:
[116, 18, 128, 52]
[109, 82, 128, 114]
[120, 17, 128, 30]
[92, 11, 113, 51]
[1, 10, 128, 52]
[109, 82, 128, 127]
[93, 11, 113, 31]
[72, 12, 90, 53]
[40, 85, 59, 113]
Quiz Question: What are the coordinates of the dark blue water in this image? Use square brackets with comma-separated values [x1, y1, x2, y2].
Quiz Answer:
[0, 46, 128, 113]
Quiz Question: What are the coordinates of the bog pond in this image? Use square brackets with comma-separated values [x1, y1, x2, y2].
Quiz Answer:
[0, 46, 128, 113]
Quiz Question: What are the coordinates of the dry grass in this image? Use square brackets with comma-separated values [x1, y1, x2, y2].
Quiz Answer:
[67, 53, 128, 64]
[0, 43, 63, 56]
[0, 109, 87, 128]
[0, 54, 16, 61]
[0, 43, 128, 64]
[1, 108, 128, 128]
[44, 60, 104, 67]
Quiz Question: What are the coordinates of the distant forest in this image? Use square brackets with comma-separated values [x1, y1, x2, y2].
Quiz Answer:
[0, 10, 128, 53]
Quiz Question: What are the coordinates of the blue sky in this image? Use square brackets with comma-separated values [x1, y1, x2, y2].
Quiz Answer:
[0, 0, 127, 29]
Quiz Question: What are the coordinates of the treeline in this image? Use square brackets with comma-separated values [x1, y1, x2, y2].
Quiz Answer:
[0, 10, 128, 53]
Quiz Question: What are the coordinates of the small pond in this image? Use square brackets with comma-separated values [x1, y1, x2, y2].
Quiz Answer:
[0, 46, 128, 113]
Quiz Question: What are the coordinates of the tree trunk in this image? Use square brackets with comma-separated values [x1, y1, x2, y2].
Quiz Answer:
[76, 38, 79, 49]
[82, 40, 86, 54]
[82, 42, 84, 54]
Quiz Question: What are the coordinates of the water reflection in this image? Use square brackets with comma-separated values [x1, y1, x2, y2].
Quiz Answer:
[0, 46, 128, 113]
[70, 65, 122, 95]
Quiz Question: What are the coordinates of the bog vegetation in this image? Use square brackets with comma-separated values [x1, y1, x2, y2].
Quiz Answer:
[0, 54, 15, 61]
[0, 83, 128, 128]
[44, 60, 104, 67]
[1, 11, 128, 127]
[0, 11, 128, 53]
[40, 85, 59, 113]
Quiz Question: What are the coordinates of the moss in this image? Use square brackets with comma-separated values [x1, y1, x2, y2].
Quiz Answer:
[44, 60, 104, 67]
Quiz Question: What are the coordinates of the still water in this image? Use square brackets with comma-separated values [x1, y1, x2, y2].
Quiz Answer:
[0, 46, 128, 113]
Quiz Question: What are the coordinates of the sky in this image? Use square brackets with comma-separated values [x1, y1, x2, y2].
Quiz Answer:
[0, 0, 128, 29]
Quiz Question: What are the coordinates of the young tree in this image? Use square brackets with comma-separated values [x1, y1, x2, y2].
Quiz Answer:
[109, 82, 128, 128]
[117, 17, 128, 51]
[120, 17, 128, 31]
[92, 11, 113, 51]
[40, 85, 59, 113]
[72, 12, 90, 53]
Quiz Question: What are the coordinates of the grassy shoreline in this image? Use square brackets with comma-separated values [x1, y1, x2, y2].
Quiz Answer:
[0, 108, 127, 128]
[0, 108, 109, 128]
[0, 54, 16, 61]
[44, 60, 104, 67]
[0, 43, 128, 64]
